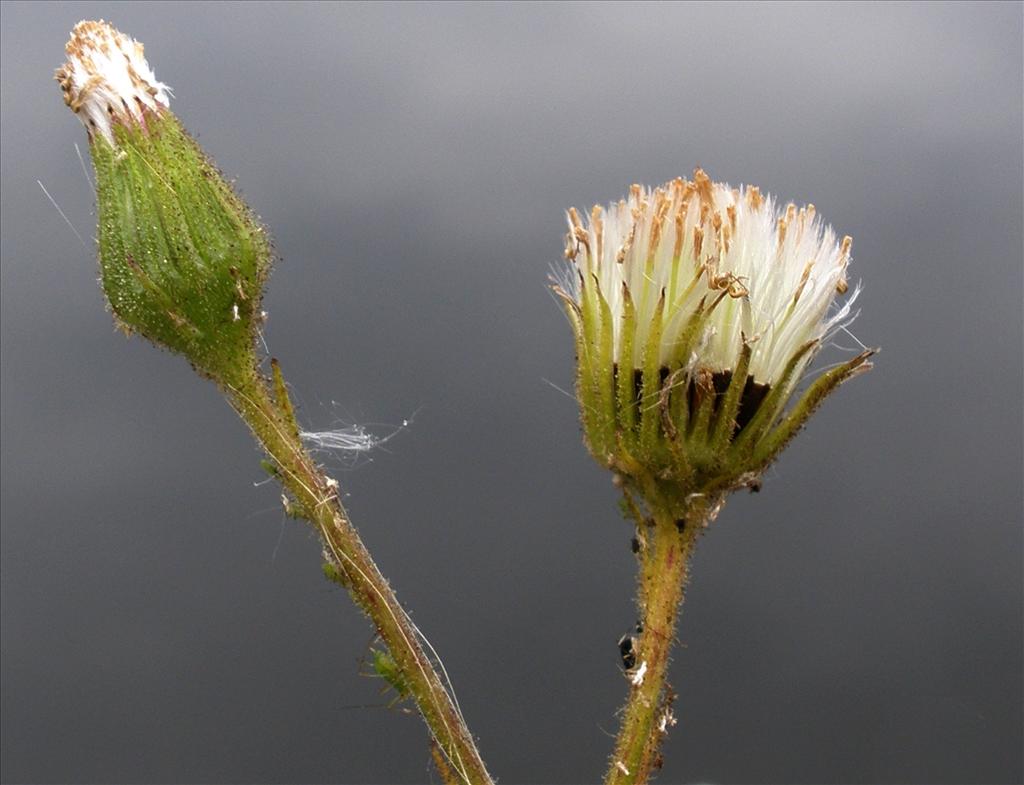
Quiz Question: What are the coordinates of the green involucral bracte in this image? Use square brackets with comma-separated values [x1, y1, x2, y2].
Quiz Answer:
[569, 280, 873, 518]
[91, 112, 271, 384]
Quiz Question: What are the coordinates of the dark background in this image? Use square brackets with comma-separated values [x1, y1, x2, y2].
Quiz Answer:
[2, 2, 1021, 783]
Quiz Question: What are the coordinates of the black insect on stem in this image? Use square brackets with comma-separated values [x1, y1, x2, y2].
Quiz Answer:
[618, 622, 643, 671]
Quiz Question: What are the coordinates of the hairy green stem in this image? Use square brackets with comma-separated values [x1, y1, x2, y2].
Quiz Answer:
[226, 370, 493, 785]
[605, 498, 710, 785]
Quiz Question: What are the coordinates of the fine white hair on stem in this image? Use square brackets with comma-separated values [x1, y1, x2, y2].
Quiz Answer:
[408, 617, 468, 729]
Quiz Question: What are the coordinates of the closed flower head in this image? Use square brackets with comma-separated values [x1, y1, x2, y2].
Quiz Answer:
[56, 21, 271, 385]
[555, 171, 874, 512]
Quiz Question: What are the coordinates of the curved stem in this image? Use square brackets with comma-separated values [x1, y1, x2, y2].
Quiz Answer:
[226, 371, 493, 785]
[605, 499, 708, 785]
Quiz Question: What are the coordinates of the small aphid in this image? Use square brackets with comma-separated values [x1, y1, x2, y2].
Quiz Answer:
[322, 560, 348, 586]
[618, 632, 636, 670]
[367, 647, 411, 708]
[618, 621, 643, 670]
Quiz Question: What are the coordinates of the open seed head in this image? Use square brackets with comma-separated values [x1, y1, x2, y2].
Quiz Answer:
[555, 171, 874, 511]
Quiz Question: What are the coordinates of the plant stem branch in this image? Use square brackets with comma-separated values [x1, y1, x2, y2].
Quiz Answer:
[605, 497, 710, 785]
[226, 371, 493, 785]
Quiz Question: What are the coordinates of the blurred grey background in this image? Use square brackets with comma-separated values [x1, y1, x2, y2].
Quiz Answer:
[2, 2, 1021, 783]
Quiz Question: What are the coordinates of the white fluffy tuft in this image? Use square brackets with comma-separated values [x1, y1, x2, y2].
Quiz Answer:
[301, 425, 386, 454]
[56, 20, 171, 145]
[560, 171, 857, 385]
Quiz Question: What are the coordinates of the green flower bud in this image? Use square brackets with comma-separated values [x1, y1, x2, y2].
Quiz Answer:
[554, 171, 874, 515]
[56, 20, 270, 384]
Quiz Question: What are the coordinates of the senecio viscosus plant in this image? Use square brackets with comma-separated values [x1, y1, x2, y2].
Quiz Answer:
[57, 20, 875, 784]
